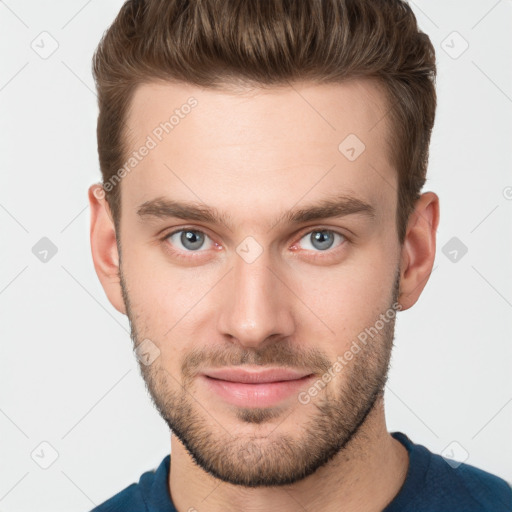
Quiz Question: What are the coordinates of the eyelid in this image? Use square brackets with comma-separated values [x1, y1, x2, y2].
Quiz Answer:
[294, 225, 351, 243]
[290, 227, 349, 255]
[163, 227, 218, 251]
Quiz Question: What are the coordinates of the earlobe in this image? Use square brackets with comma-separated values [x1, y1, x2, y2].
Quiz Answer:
[88, 184, 126, 315]
[398, 191, 440, 311]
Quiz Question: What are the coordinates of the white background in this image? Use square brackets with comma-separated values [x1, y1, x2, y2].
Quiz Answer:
[1, 1, 511, 510]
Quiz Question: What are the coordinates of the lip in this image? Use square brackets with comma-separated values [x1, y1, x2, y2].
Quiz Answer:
[200, 367, 316, 408]
[202, 366, 313, 384]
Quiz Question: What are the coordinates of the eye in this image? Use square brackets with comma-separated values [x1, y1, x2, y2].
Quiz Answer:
[164, 228, 215, 252]
[295, 229, 347, 253]
[161, 227, 348, 262]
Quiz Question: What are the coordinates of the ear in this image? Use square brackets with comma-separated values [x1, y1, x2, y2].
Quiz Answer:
[398, 191, 440, 311]
[88, 184, 126, 315]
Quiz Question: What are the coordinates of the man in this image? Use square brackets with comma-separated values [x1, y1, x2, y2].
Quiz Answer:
[88, 0, 512, 510]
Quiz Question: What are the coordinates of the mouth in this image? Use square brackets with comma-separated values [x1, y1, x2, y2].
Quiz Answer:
[200, 367, 316, 407]
[202, 366, 314, 383]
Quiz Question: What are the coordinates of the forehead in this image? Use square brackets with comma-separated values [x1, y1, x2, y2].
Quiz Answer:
[121, 79, 396, 228]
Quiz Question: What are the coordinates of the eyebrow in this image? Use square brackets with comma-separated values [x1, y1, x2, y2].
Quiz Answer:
[136, 194, 376, 229]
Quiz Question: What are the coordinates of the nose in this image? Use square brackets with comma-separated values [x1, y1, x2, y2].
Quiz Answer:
[216, 246, 295, 349]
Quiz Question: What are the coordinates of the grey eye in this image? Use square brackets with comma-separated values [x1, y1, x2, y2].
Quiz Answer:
[299, 230, 344, 251]
[167, 229, 212, 251]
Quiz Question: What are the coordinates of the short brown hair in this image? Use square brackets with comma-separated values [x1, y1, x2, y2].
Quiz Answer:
[92, 0, 436, 245]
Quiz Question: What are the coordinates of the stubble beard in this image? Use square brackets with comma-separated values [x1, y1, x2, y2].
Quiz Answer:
[120, 266, 400, 487]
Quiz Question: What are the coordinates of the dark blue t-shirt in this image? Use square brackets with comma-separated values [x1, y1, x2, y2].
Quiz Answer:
[91, 431, 512, 511]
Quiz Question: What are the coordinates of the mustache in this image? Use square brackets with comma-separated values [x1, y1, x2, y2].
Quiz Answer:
[181, 341, 333, 380]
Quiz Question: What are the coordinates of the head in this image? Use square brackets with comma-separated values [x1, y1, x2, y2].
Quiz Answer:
[89, 0, 439, 487]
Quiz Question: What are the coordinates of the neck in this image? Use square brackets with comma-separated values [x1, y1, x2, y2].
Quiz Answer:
[169, 396, 409, 512]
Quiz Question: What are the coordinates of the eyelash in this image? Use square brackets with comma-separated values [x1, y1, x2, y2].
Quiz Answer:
[160, 226, 350, 262]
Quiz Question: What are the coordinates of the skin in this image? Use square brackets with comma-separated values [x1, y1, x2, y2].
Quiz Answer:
[89, 78, 439, 512]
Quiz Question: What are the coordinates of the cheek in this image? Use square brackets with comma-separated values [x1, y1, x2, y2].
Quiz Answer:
[122, 247, 222, 358]
[292, 248, 397, 346]
[129, 276, 205, 336]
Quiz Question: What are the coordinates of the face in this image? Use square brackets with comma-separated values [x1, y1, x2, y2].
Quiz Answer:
[116, 79, 403, 487]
